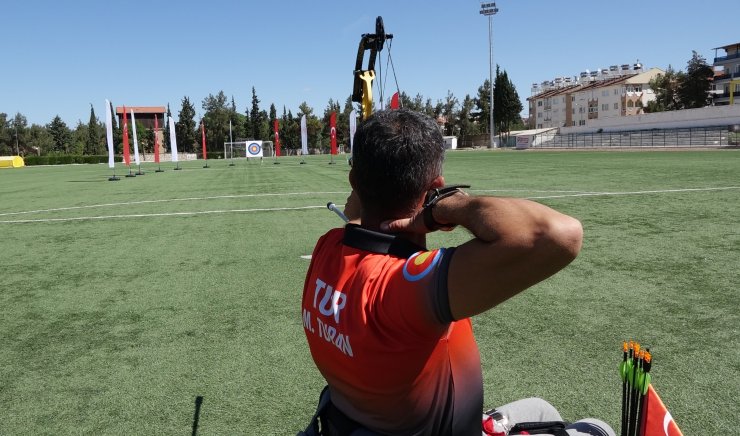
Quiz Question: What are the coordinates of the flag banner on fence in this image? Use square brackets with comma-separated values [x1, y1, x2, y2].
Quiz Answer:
[168, 116, 179, 162]
[154, 114, 160, 164]
[640, 384, 683, 436]
[122, 106, 131, 166]
[131, 109, 141, 166]
[247, 141, 263, 158]
[390, 92, 400, 109]
[349, 109, 357, 155]
[105, 99, 115, 169]
[330, 111, 337, 155]
[301, 115, 308, 156]
[201, 119, 207, 160]
[273, 119, 281, 157]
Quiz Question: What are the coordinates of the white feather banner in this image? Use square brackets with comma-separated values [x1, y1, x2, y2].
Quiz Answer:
[300, 115, 308, 156]
[349, 109, 357, 156]
[131, 109, 140, 166]
[168, 116, 178, 162]
[105, 99, 115, 169]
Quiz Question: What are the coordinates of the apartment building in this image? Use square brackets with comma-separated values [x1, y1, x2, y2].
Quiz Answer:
[528, 65, 663, 129]
[712, 42, 740, 105]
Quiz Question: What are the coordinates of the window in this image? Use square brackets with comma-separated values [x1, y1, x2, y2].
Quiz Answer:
[614, 103, 619, 109]
[538, 112, 542, 118]
[601, 103, 609, 111]
[571, 96, 575, 101]
[601, 90, 609, 97]
[553, 98, 558, 105]
[572, 121, 576, 126]
[538, 101, 542, 107]
[627, 101, 634, 108]
[579, 120, 586, 126]
[572, 109, 576, 114]
[614, 89, 619, 95]
[562, 97, 566, 103]
[735, 64, 740, 74]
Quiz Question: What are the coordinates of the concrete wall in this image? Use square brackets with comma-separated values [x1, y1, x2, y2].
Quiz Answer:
[560, 105, 740, 134]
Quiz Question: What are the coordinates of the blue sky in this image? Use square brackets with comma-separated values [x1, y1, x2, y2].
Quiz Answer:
[2, 0, 739, 126]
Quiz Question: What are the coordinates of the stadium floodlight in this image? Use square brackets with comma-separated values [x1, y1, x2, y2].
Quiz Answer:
[480, 2, 499, 148]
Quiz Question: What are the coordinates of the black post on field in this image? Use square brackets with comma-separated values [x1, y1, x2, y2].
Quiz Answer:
[191, 396, 203, 436]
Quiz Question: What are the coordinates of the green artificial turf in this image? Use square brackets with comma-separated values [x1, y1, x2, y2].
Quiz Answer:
[1, 150, 738, 435]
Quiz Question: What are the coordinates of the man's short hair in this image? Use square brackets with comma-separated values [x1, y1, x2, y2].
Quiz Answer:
[352, 109, 445, 217]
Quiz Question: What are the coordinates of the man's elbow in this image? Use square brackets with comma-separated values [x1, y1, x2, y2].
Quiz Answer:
[556, 216, 583, 261]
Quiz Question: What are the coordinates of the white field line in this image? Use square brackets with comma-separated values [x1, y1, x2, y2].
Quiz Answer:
[0, 191, 349, 217]
[0, 205, 327, 224]
[1, 186, 738, 225]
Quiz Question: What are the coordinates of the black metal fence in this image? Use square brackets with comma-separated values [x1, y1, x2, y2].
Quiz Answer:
[530, 125, 739, 148]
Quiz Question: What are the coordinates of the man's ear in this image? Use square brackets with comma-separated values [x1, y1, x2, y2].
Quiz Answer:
[430, 175, 445, 190]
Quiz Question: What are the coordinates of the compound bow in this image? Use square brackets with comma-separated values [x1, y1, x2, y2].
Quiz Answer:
[351, 16, 396, 121]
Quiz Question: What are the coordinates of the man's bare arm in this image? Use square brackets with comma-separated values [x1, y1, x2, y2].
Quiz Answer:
[383, 193, 583, 320]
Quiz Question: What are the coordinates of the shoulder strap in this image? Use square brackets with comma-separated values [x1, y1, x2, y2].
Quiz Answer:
[342, 224, 425, 259]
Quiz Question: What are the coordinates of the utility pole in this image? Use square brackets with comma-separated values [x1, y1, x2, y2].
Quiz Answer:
[480, 2, 499, 148]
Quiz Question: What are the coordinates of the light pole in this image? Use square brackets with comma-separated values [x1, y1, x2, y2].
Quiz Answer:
[480, 2, 498, 148]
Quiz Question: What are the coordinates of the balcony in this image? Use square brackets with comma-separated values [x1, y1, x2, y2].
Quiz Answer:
[714, 52, 740, 63]
[713, 71, 740, 81]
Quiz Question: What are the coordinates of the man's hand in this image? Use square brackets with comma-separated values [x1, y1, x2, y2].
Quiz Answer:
[380, 189, 468, 234]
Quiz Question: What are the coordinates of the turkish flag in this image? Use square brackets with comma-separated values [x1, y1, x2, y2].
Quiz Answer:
[390, 92, 400, 109]
[329, 112, 337, 155]
[273, 119, 281, 157]
[640, 384, 683, 436]
[122, 106, 130, 166]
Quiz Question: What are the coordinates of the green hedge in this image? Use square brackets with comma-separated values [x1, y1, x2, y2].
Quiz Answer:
[24, 155, 123, 166]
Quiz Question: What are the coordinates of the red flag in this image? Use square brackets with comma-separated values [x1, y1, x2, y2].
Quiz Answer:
[330, 112, 337, 156]
[273, 119, 281, 157]
[390, 92, 400, 109]
[154, 114, 160, 164]
[640, 385, 683, 436]
[201, 120, 207, 161]
[122, 106, 130, 166]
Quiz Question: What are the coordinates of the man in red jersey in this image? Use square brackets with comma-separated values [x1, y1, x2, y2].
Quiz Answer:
[301, 109, 607, 435]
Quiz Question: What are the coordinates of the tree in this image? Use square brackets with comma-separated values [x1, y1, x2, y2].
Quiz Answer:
[47, 115, 70, 153]
[202, 91, 229, 152]
[229, 96, 245, 141]
[0, 113, 12, 155]
[645, 66, 683, 112]
[248, 87, 266, 139]
[678, 51, 713, 109]
[175, 96, 197, 152]
[493, 66, 523, 143]
[440, 90, 459, 136]
[71, 121, 87, 155]
[476, 79, 492, 133]
[27, 124, 53, 156]
[458, 94, 481, 144]
[86, 104, 100, 155]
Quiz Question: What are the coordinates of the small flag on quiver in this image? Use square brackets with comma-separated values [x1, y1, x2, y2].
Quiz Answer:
[639, 385, 683, 436]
